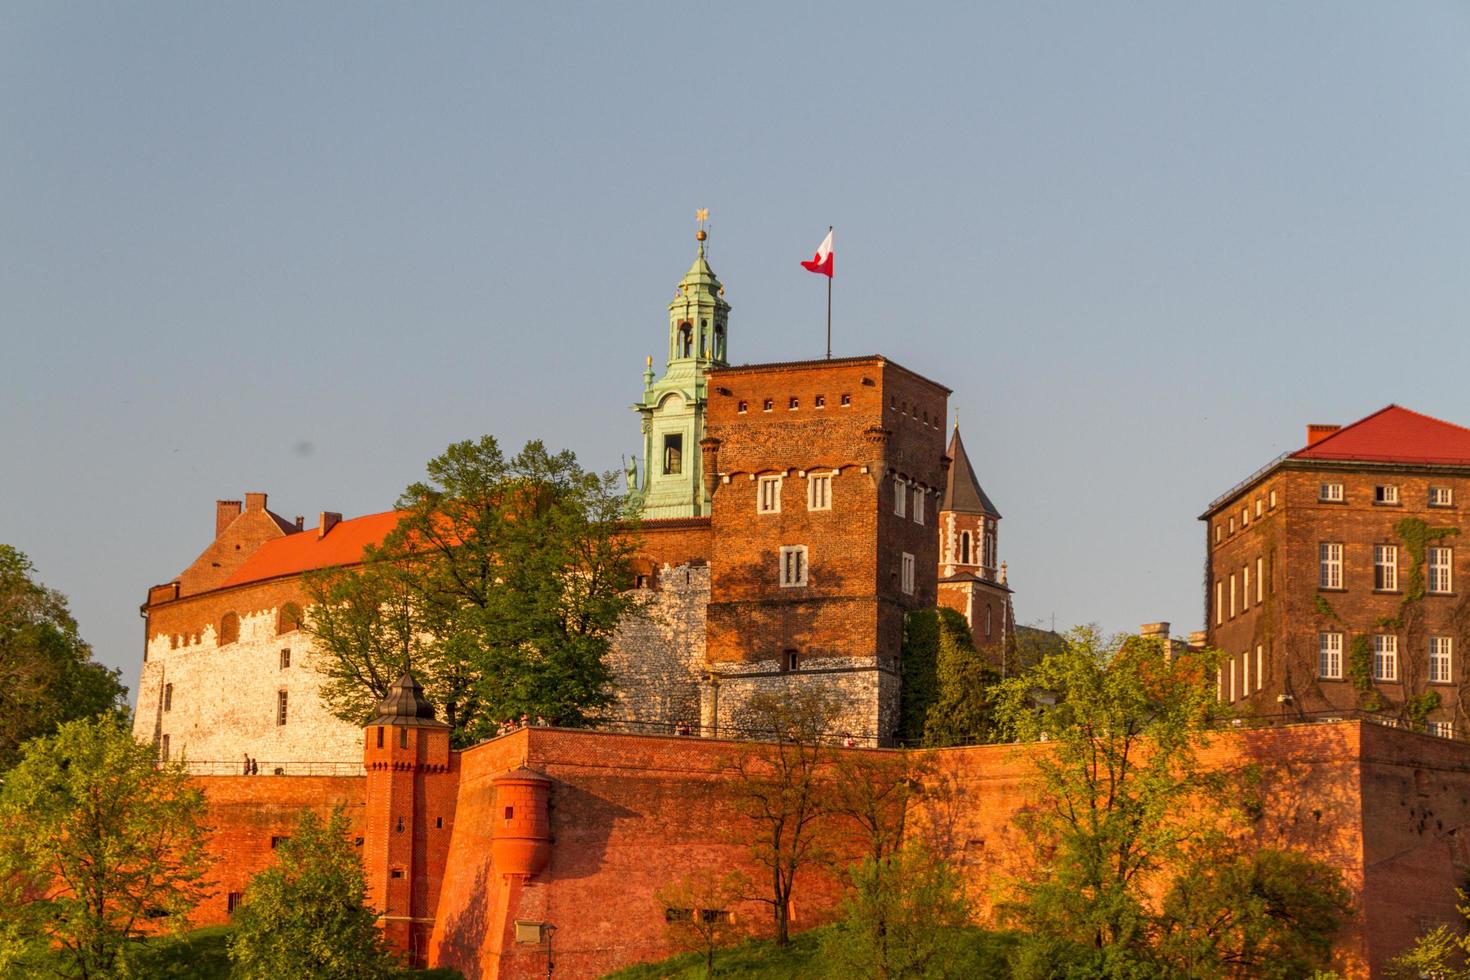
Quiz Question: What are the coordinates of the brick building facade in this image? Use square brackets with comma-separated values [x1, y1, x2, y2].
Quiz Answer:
[1204, 405, 1470, 735]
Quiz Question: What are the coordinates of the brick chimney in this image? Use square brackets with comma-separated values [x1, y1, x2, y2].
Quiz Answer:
[319, 512, 342, 538]
[244, 492, 268, 513]
[215, 500, 242, 538]
[1139, 621, 1171, 640]
[1306, 424, 1341, 447]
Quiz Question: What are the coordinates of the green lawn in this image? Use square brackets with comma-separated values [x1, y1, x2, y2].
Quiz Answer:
[602, 925, 1017, 979]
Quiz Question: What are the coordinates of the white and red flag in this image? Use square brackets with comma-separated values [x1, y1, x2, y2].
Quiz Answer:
[800, 228, 834, 277]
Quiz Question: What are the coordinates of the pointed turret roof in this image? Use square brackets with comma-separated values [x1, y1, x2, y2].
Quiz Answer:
[943, 427, 1001, 518]
[670, 240, 729, 312]
[366, 672, 449, 728]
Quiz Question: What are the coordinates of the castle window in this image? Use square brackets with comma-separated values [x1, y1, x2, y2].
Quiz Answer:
[1319, 632, 1343, 679]
[1431, 721, 1454, 738]
[1430, 636, 1453, 684]
[1374, 484, 1400, 505]
[377, 727, 384, 748]
[678, 322, 693, 358]
[1242, 564, 1250, 610]
[983, 530, 996, 570]
[1319, 482, 1343, 502]
[714, 323, 725, 360]
[984, 605, 993, 637]
[758, 476, 782, 514]
[663, 433, 683, 475]
[160, 734, 170, 761]
[277, 603, 302, 634]
[1215, 580, 1223, 625]
[893, 478, 906, 518]
[808, 474, 831, 511]
[270, 836, 290, 849]
[1375, 544, 1398, 591]
[1318, 543, 1343, 590]
[227, 892, 243, 912]
[913, 489, 924, 525]
[1431, 486, 1454, 507]
[276, 691, 288, 726]
[815, 395, 826, 409]
[504, 806, 514, 821]
[840, 394, 851, 407]
[1229, 574, 1236, 618]
[1256, 557, 1264, 602]
[219, 612, 239, 646]
[738, 401, 748, 414]
[164, 683, 173, 712]
[1255, 498, 1263, 518]
[1269, 489, 1277, 509]
[901, 553, 915, 595]
[783, 650, 798, 672]
[1214, 524, 1222, 544]
[1256, 645, 1264, 692]
[779, 546, 808, 588]
[789, 397, 799, 410]
[1429, 547, 1453, 594]
[763, 399, 773, 412]
[390, 868, 405, 880]
[1228, 516, 1235, 535]
[1228, 659, 1236, 702]
[1241, 506, 1249, 527]
[1373, 635, 1398, 682]
[399, 727, 408, 749]
[280, 648, 291, 669]
[960, 531, 971, 565]
[436, 816, 443, 829]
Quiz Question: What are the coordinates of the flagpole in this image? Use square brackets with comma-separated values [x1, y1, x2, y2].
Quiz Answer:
[825, 225, 833, 359]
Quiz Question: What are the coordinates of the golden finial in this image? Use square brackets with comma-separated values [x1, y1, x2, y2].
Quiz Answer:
[953, 407, 960, 430]
[646, 355, 652, 368]
[695, 207, 709, 242]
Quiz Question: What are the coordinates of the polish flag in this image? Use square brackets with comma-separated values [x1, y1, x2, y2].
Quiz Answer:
[800, 228, 834, 277]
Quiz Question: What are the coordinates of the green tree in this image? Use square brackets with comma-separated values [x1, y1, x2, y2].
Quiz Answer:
[994, 628, 1346, 979]
[0, 714, 210, 979]
[727, 688, 842, 946]
[305, 437, 639, 743]
[653, 869, 747, 979]
[821, 841, 972, 980]
[1388, 884, 1470, 979]
[228, 808, 395, 980]
[922, 607, 1000, 748]
[0, 545, 125, 770]
[898, 609, 942, 743]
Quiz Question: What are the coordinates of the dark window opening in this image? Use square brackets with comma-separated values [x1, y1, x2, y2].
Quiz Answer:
[399, 727, 408, 749]
[678, 322, 693, 358]
[960, 531, 971, 565]
[160, 734, 170, 761]
[763, 399, 773, 412]
[504, 806, 515, 820]
[219, 612, 239, 645]
[270, 836, 289, 849]
[840, 394, 851, 406]
[163, 683, 173, 711]
[390, 868, 405, 879]
[815, 394, 826, 408]
[280, 648, 291, 669]
[784, 650, 799, 672]
[737, 400, 747, 413]
[354, 837, 364, 847]
[376, 727, 384, 749]
[663, 433, 683, 475]
[789, 397, 799, 410]
[435, 816, 443, 829]
[227, 892, 243, 912]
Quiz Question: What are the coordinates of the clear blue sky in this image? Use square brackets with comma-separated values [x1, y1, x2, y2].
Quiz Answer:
[3, 3, 1467, 692]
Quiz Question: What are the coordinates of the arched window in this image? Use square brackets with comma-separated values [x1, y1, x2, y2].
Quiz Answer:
[983, 530, 997, 570]
[714, 323, 725, 359]
[277, 602, 302, 635]
[219, 612, 239, 646]
[959, 531, 972, 565]
[985, 605, 993, 637]
[678, 322, 693, 358]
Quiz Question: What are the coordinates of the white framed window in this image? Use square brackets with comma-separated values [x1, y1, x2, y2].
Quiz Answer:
[1430, 636, 1453, 684]
[1241, 506, 1249, 527]
[1255, 498, 1264, 518]
[1429, 547, 1453, 594]
[1373, 635, 1398, 682]
[1242, 565, 1250, 610]
[1215, 524, 1222, 544]
[1229, 516, 1236, 535]
[758, 476, 782, 514]
[1256, 645, 1264, 692]
[807, 473, 832, 511]
[1242, 651, 1249, 695]
[1375, 544, 1398, 591]
[1320, 482, 1344, 502]
[1229, 659, 1236, 702]
[913, 488, 925, 525]
[1319, 633, 1343, 679]
[984, 605, 993, 636]
[1215, 580, 1223, 625]
[1375, 484, 1399, 505]
[959, 531, 972, 565]
[778, 545, 808, 587]
[983, 530, 997, 570]
[1269, 489, 1278, 509]
[1256, 557, 1264, 603]
[1319, 543, 1343, 589]
[1430, 486, 1454, 507]
[900, 553, 915, 595]
[276, 690, 289, 726]
[1229, 574, 1237, 618]
[893, 478, 906, 518]
[1430, 720, 1454, 739]
[1216, 667, 1223, 703]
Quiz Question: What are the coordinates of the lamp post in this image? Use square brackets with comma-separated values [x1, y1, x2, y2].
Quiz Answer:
[544, 923, 557, 978]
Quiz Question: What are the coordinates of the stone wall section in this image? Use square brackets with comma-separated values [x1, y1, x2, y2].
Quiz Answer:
[605, 562, 709, 732]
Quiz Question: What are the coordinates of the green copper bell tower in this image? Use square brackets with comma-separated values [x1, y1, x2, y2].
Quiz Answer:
[630, 213, 730, 519]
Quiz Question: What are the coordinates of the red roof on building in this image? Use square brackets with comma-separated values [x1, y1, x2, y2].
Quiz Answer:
[220, 510, 402, 587]
[1290, 405, 1470, 466]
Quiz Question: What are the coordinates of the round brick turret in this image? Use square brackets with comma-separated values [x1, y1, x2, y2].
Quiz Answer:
[490, 767, 552, 878]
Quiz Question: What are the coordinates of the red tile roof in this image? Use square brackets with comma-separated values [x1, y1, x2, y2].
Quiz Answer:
[1291, 405, 1470, 466]
[220, 510, 402, 587]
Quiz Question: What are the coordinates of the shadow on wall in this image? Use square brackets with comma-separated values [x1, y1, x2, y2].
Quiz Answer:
[438, 861, 491, 980]
[539, 777, 638, 883]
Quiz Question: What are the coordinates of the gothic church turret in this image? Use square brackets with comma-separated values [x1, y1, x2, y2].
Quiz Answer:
[631, 217, 730, 518]
[937, 424, 1016, 664]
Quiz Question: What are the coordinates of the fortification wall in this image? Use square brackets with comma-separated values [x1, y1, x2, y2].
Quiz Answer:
[605, 563, 708, 732]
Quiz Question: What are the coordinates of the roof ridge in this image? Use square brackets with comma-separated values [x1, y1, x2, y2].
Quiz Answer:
[1296, 404, 1398, 454]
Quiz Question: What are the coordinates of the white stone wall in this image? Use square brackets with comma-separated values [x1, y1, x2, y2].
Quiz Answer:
[604, 562, 709, 732]
[703, 657, 897, 747]
[132, 608, 362, 770]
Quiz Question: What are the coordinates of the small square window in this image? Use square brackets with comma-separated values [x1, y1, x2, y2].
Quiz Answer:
[1320, 483, 1344, 502]
[789, 397, 799, 410]
[280, 648, 291, 669]
[840, 394, 851, 407]
[814, 395, 826, 408]
[763, 399, 773, 412]
[737, 400, 748, 414]
[504, 806, 514, 820]
[1431, 486, 1454, 507]
[227, 892, 243, 912]
[390, 868, 405, 880]
[783, 650, 799, 672]
[270, 836, 290, 849]
[758, 476, 782, 514]
[1375, 485, 1399, 505]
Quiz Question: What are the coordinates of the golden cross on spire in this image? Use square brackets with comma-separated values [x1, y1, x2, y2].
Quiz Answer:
[695, 207, 709, 244]
[953, 407, 960, 430]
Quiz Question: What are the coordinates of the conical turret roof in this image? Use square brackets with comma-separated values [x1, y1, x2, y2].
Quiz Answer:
[366, 671, 449, 728]
[943, 427, 1001, 518]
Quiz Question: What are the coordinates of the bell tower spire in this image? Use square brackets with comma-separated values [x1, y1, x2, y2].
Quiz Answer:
[631, 211, 732, 519]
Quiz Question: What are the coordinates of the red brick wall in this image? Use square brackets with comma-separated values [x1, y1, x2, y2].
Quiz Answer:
[177, 498, 293, 597]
